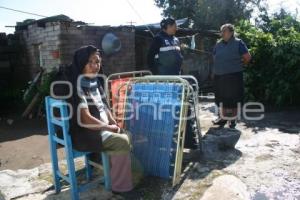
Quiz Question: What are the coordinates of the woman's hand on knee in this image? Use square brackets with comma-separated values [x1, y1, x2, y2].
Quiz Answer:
[105, 124, 121, 133]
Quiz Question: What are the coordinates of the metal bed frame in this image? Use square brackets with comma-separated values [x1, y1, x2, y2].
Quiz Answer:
[104, 71, 152, 127]
[123, 76, 191, 186]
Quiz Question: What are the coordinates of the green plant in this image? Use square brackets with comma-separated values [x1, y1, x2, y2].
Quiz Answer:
[37, 70, 57, 96]
[236, 14, 300, 107]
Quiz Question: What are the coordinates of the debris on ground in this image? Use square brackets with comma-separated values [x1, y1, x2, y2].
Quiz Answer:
[0, 102, 299, 199]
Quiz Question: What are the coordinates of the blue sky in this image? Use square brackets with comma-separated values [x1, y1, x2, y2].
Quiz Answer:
[0, 0, 299, 34]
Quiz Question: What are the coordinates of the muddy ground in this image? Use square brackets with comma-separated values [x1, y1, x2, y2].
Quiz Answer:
[0, 102, 299, 200]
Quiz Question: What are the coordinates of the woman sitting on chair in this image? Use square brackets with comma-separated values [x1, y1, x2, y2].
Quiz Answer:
[68, 45, 133, 192]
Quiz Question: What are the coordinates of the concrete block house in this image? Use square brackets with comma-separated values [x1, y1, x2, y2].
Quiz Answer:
[15, 15, 136, 78]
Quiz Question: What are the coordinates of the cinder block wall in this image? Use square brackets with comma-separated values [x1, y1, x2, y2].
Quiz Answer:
[59, 23, 135, 75]
[17, 21, 136, 79]
[17, 22, 62, 78]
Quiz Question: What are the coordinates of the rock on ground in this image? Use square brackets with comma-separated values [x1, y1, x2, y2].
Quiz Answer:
[0, 159, 113, 200]
[0, 168, 51, 199]
[200, 175, 250, 200]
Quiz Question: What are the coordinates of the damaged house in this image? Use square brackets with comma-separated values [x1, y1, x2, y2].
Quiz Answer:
[0, 14, 218, 114]
[14, 15, 136, 78]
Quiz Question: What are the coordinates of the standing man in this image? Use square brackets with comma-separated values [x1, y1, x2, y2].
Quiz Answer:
[147, 17, 183, 75]
[212, 24, 251, 128]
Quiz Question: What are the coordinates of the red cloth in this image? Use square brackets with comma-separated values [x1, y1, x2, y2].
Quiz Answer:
[110, 78, 130, 128]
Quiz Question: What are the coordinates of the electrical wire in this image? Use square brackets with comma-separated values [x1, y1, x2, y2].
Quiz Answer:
[125, 0, 155, 37]
[0, 6, 48, 18]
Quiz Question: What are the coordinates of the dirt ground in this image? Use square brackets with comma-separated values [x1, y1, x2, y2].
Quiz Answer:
[0, 116, 64, 171]
[0, 102, 299, 200]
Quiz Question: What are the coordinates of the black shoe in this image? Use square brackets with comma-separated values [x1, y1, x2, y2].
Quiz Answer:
[212, 118, 227, 127]
[229, 120, 237, 129]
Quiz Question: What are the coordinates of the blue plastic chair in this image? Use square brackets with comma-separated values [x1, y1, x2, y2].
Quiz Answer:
[45, 96, 111, 200]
